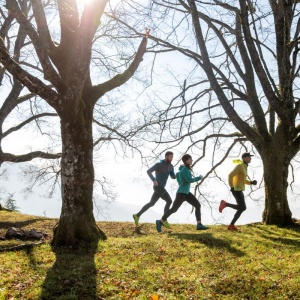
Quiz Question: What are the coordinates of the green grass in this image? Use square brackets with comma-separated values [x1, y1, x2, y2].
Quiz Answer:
[1, 211, 300, 299]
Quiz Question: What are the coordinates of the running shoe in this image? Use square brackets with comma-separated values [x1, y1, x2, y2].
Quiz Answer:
[196, 223, 209, 230]
[156, 220, 162, 233]
[133, 214, 139, 226]
[162, 221, 171, 229]
[219, 200, 227, 213]
[228, 224, 239, 231]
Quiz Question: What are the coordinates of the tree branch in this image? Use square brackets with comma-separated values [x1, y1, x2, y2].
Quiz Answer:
[187, 0, 263, 147]
[0, 36, 60, 108]
[2, 113, 58, 138]
[0, 151, 61, 164]
[239, 0, 286, 122]
[91, 33, 148, 101]
[31, 0, 56, 55]
[6, 0, 64, 92]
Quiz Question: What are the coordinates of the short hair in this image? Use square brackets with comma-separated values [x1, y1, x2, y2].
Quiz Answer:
[165, 151, 173, 157]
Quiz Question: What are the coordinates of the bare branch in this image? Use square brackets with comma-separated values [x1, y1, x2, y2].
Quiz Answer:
[92, 34, 148, 101]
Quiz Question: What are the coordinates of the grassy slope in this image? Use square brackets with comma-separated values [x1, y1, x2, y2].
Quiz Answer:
[0, 211, 300, 300]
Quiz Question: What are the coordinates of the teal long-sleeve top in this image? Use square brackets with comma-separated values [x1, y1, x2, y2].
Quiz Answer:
[176, 165, 202, 194]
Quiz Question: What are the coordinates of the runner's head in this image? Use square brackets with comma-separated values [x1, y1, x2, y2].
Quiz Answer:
[181, 154, 193, 170]
[241, 152, 253, 164]
[165, 151, 174, 163]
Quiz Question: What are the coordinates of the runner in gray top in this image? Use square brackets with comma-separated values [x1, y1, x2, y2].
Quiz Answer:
[133, 151, 176, 226]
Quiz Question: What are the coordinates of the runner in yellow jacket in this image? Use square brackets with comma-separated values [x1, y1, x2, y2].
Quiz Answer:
[219, 152, 257, 230]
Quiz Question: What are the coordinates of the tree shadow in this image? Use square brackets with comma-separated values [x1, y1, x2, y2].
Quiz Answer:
[40, 242, 101, 300]
[250, 225, 300, 249]
[265, 234, 300, 248]
[169, 232, 245, 257]
[0, 218, 44, 229]
[247, 222, 300, 235]
[282, 222, 300, 234]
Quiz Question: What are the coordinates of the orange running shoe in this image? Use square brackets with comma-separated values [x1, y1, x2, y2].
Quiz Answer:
[219, 200, 227, 213]
[227, 224, 239, 231]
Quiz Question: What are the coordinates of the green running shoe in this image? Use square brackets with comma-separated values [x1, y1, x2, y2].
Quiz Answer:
[162, 221, 171, 229]
[133, 214, 139, 226]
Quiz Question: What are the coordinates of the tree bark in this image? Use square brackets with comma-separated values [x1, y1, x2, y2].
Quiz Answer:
[261, 126, 293, 225]
[262, 161, 292, 225]
[52, 103, 106, 246]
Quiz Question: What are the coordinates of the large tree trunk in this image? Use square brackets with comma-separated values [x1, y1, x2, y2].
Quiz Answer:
[52, 104, 106, 247]
[262, 161, 292, 225]
[261, 130, 293, 225]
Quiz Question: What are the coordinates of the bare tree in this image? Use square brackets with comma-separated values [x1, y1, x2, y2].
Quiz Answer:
[0, 0, 149, 246]
[0, 2, 60, 168]
[112, 0, 300, 225]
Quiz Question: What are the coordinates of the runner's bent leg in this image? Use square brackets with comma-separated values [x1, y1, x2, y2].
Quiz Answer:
[160, 190, 173, 213]
[162, 193, 185, 221]
[229, 191, 246, 225]
[136, 186, 163, 217]
[185, 193, 201, 222]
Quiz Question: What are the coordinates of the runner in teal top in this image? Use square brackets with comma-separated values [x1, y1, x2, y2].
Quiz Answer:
[156, 154, 209, 232]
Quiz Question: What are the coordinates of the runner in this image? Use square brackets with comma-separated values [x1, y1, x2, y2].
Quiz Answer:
[156, 154, 209, 232]
[219, 152, 257, 230]
[133, 151, 176, 226]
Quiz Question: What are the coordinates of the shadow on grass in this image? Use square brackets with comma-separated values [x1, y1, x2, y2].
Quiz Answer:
[169, 232, 245, 256]
[0, 218, 45, 229]
[40, 242, 101, 300]
[248, 222, 300, 234]
[250, 225, 300, 249]
[279, 222, 300, 234]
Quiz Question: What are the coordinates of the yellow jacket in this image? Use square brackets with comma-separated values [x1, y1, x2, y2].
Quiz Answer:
[228, 160, 251, 191]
